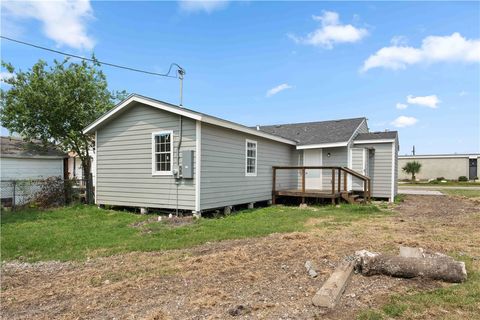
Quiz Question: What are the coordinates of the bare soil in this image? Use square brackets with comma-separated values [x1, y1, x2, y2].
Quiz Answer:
[2, 195, 479, 320]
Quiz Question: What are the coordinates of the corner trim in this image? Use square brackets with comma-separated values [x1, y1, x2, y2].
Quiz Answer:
[195, 121, 201, 212]
[94, 131, 97, 205]
[390, 141, 395, 202]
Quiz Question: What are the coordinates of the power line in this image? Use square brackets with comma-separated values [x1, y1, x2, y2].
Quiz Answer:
[0, 35, 184, 78]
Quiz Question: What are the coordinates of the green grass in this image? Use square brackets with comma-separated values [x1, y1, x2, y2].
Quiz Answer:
[357, 256, 480, 319]
[1, 204, 384, 262]
[442, 189, 480, 198]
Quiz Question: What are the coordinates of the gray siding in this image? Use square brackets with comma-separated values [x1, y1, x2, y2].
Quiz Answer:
[96, 102, 196, 210]
[354, 142, 394, 199]
[356, 121, 369, 134]
[321, 147, 348, 190]
[351, 148, 366, 190]
[200, 123, 296, 210]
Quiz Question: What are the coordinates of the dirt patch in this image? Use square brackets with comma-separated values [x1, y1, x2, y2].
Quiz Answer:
[1, 195, 479, 319]
[131, 215, 195, 231]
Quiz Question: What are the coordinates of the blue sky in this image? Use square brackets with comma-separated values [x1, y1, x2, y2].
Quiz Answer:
[1, 1, 479, 155]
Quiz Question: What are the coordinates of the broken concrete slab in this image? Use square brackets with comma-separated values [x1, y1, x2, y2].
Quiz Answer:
[312, 260, 355, 308]
[305, 260, 318, 278]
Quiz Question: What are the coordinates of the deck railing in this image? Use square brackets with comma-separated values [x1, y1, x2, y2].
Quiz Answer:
[272, 166, 371, 204]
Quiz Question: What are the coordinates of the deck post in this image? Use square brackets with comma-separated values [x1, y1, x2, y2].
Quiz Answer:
[301, 168, 306, 192]
[337, 169, 341, 193]
[343, 170, 347, 192]
[272, 167, 277, 205]
[368, 179, 371, 202]
[331, 168, 335, 196]
[301, 167, 306, 204]
[364, 180, 367, 199]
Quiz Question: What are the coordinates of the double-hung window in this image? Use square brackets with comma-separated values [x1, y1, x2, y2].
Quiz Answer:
[245, 139, 257, 176]
[152, 131, 173, 175]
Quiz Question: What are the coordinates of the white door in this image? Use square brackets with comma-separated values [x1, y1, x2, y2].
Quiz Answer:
[304, 149, 322, 190]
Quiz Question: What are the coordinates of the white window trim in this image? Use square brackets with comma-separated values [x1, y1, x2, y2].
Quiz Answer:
[245, 139, 257, 177]
[152, 130, 174, 176]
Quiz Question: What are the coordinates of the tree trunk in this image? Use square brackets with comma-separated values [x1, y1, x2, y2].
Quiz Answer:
[358, 254, 467, 283]
[81, 158, 93, 204]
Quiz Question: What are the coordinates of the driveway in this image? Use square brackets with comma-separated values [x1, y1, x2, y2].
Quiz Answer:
[399, 185, 480, 190]
[399, 188, 444, 195]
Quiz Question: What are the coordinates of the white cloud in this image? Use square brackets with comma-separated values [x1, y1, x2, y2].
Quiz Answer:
[407, 94, 440, 109]
[289, 11, 368, 49]
[396, 103, 408, 110]
[1, 0, 94, 50]
[459, 90, 468, 97]
[362, 32, 480, 72]
[391, 116, 418, 128]
[178, 0, 228, 13]
[266, 83, 293, 97]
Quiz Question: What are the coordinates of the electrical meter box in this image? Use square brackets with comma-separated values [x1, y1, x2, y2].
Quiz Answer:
[181, 150, 194, 179]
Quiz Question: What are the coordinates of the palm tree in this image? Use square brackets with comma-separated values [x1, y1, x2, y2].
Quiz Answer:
[402, 161, 422, 181]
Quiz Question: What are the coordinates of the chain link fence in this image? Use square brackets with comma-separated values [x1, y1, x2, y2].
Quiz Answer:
[1, 177, 94, 210]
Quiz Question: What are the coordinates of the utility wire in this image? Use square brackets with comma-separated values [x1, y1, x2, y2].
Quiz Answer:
[0, 35, 184, 78]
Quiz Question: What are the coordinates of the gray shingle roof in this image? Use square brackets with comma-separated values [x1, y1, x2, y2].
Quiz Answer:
[1, 136, 66, 158]
[355, 131, 398, 141]
[256, 117, 366, 146]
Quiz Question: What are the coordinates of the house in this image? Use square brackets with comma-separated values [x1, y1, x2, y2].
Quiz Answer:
[67, 150, 96, 185]
[0, 136, 67, 180]
[399, 154, 479, 181]
[0, 136, 67, 206]
[83, 94, 398, 213]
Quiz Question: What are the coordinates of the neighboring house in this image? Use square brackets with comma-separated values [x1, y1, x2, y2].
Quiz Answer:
[83, 94, 399, 213]
[0, 136, 67, 206]
[67, 150, 96, 185]
[399, 154, 479, 181]
[0, 136, 67, 180]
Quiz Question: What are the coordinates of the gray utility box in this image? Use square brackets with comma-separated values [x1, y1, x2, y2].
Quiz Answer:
[181, 150, 194, 179]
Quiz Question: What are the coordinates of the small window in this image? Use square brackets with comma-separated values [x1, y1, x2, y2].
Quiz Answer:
[246, 139, 257, 176]
[152, 131, 173, 175]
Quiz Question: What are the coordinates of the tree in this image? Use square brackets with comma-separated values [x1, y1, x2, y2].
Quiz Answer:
[1, 58, 126, 202]
[402, 161, 422, 181]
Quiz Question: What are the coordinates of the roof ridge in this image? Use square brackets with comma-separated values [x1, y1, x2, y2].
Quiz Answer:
[258, 117, 366, 128]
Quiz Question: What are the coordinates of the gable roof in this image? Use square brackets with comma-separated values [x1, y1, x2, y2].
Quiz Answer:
[256, 117, 366, 147]
[83, 94, 297, 145]
[354, 131, 398, 143]
[1, 136, 66, 159]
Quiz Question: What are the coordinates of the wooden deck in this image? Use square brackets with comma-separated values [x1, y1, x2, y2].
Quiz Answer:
[272, 166, 371, 205]
[274, 189, 342, 198]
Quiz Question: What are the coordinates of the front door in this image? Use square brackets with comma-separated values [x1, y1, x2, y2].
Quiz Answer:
[469, 159, 477, 180]
[304, 149, 322, 190]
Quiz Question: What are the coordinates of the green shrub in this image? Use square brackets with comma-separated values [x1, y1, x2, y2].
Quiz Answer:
[458, 176, 468, 182]
[436, 177, 445, 181]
